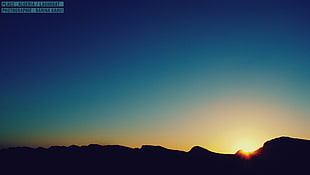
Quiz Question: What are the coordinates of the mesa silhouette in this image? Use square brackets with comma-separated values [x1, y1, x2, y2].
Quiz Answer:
[1, 136, 309, 175]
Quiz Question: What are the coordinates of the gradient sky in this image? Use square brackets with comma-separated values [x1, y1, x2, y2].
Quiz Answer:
[1, 0, 310, 153]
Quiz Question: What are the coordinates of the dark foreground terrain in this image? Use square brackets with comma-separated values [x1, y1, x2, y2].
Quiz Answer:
[1, 136, 309, 175]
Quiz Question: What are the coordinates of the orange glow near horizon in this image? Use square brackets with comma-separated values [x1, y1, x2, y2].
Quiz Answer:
[236, 149, 260, 159]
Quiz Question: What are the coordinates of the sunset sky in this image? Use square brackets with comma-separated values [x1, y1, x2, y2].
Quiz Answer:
[1, 0, 310, 153]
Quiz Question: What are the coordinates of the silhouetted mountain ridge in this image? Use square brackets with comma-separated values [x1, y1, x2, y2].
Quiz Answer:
[1, 136, 309, 175]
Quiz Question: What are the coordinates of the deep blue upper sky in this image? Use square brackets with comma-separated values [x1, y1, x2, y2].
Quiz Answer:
[1, 0, 310, 152]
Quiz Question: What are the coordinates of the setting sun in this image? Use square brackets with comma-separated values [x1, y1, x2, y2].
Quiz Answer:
[234, 139, 261, 159]
[236, 149, 260, 159]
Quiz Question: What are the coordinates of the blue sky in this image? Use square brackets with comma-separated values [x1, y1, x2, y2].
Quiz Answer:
[1, 0, 310, 152]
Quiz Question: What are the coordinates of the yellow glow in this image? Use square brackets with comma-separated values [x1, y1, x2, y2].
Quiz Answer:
[234, 140, 259, 152]
[147, 94, 310, 153]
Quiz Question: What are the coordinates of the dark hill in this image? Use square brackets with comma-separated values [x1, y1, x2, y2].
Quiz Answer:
[0, 136, 309, 175]
[248, 137, 310, 174]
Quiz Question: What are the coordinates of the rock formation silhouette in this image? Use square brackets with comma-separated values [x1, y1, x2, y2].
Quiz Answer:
[1, 136, 309, 175]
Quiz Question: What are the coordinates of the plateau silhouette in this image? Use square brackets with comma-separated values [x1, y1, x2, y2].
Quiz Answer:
[1, 136, 309, 174]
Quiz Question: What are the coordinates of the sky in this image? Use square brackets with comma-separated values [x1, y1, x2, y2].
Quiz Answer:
[1, 0, 310, 153]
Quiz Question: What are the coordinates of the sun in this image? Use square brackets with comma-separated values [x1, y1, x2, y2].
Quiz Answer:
[236, 149, 259, 159]
[234, 140, 261, 159]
